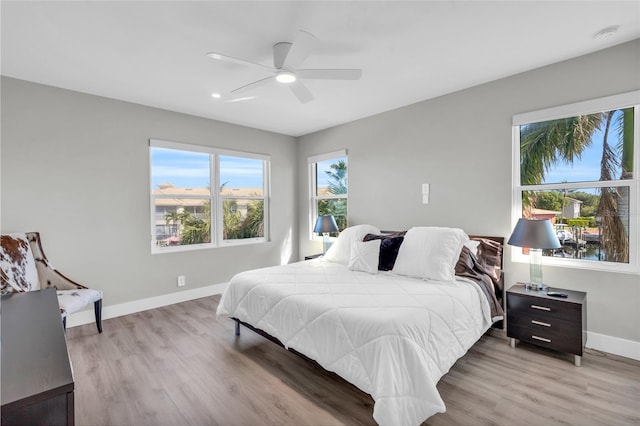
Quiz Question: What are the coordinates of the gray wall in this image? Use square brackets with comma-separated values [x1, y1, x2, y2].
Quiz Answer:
[1, 77, 298, 306]
[297, 39, 640, 343]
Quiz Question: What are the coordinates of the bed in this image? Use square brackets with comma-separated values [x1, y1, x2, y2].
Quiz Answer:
[217, 225, 504, 426]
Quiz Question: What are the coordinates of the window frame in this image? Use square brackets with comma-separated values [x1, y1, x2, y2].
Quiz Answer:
[150, 139, 270, 254]
[308, 149, 348, 240]
[512, 91, 640, 273]
[217, 153, 270, 246]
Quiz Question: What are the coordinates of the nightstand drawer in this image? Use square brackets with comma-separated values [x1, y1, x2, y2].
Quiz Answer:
[507, 311, 577, 330]
[507, 293, 581, 323]
[507, 313, 582, 352]
[507, 322, 582, 355]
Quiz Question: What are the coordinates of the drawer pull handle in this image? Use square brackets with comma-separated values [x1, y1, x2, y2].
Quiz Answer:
[531, 304, 551, 311]
[531, 320, 551, 327]
[532, 335, 551, 343]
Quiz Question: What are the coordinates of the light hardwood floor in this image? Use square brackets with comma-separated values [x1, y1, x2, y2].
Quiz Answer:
[66, 295, 640, 426]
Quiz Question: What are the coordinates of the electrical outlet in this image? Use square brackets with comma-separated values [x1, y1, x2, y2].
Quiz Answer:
[177, 275, 186, 287]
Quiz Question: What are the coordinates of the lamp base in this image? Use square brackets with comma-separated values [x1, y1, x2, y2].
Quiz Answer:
[527, 248, 546, 292]
[526, 282, 549, 291]
[322, 233, 330, 254]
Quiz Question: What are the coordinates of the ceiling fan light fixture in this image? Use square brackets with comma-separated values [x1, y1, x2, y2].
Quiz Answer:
[275, 71, 296, 84]
[594, 25, 620, 41]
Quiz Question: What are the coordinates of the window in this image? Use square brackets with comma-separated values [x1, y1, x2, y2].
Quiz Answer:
[309, 150, 348, 236]
[512, 91, 639, 272]
[150, 139, 269, 253]
[219, 155, 265, 241]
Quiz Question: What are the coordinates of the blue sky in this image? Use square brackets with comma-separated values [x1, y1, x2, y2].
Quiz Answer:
[316, 157, 347, 188]
[151, 148, 263, 189]
[537, 110, 626, 184]
[220, 155, 263, 188]
[152, 148, 347, 190]
[543, 136, 609, 184]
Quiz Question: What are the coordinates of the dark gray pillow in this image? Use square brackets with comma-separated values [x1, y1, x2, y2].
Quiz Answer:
[363, 233, 405, 271]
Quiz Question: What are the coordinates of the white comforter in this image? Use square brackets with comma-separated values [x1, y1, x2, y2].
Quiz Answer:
[217, 259, 492, 426]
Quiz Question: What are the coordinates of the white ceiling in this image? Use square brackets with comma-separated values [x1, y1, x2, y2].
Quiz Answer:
[2, 1, 639, 137]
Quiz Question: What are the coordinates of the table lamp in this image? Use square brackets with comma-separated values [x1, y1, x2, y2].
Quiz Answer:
[314, 215, 339, 254]
[508, 218, 561, 291]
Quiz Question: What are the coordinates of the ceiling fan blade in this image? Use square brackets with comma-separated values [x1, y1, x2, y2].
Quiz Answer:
[224, 96, 257, 103]
[207, 52, 275, 72]
[289, 81, 314, 104]
[297, 69, 362, 80]
[282, 30, 318, 69]
[230, 76, 274, 94]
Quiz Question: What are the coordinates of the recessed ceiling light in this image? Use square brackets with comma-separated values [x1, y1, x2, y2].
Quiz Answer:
[211, 93, 221, 99]
[594, 25, 620, 41]
[275, 71, 296, 84]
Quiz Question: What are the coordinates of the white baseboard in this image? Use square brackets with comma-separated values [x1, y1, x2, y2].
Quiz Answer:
[68, 285, 640, 362]
[586, 331, 640, 361]
[66, 282, 228, 328]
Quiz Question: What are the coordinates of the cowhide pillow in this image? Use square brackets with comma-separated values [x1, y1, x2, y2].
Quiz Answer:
[0, 233, 40, 294]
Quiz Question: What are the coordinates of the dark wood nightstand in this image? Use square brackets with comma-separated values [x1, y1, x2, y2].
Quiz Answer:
[304, 253, 323, 260]
[507, 283, 587, 366]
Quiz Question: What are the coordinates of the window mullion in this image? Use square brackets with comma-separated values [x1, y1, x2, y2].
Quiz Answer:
[316, 194, 348, 200]
[212, 153, 219, 245]
[310, 163, 318, 236]
[520, 180, 633, 192]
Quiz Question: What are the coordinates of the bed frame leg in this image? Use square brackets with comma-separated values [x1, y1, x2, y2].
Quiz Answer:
[235, 319, 240, 336]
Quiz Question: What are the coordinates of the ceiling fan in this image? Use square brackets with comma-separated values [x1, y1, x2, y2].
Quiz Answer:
[207, 30, 362, 104]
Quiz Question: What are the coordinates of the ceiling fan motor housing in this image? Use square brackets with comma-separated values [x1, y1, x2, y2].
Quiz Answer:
[273, 42, 292, 69]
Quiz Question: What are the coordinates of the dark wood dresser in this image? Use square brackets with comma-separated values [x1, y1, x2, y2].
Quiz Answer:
[507, 284, 587, 366]
[1, 288, 75, 425]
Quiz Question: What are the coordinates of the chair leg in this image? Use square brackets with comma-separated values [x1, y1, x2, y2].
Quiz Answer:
[94, 299, 103, 334]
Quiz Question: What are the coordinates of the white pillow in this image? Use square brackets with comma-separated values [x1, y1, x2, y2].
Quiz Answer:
[392, 227, 469, 281]
[348, 239, 381, 274]
[323, 224, 381, 265]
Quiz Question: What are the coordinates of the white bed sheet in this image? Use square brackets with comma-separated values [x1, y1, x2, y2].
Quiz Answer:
[217, 259, 492, 426]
